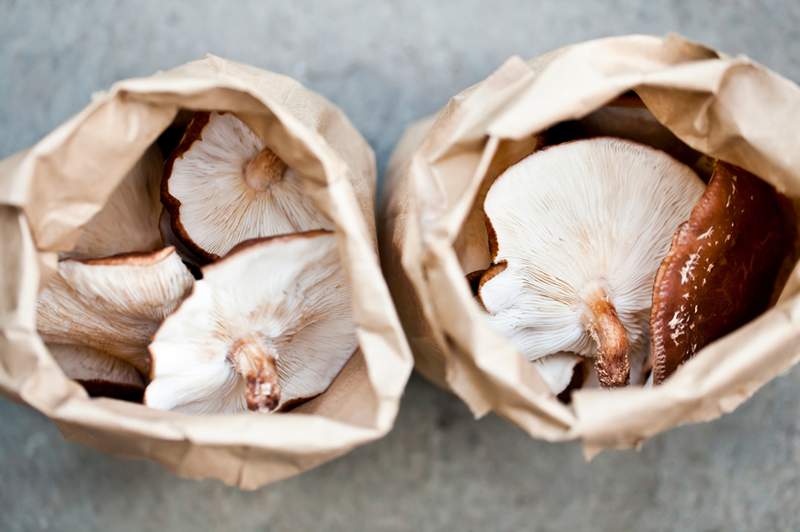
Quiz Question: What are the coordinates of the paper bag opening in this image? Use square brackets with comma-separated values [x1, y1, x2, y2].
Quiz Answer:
[0, 55, 413, 489]
[380, 34, 800, 453]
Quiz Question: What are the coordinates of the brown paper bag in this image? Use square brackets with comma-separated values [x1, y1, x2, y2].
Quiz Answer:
[380, 34, 800, 455]
[0, 55, 413, 488]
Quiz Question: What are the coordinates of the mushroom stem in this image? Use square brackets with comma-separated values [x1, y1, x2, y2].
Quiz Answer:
[243, 146, 287, 192]
[227, 336, 282, 412]
[584, 291, 630, 387]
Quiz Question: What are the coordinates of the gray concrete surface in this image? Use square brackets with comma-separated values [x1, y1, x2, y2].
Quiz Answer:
[2, 1, 799, 531]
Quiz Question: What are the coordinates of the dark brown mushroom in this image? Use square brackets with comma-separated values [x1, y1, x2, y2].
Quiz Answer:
[650, 162, 796, 383]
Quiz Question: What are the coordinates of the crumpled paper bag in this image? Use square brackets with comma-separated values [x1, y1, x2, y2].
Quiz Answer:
[380, 34, 800, 455]
[0, 55, 413, 488]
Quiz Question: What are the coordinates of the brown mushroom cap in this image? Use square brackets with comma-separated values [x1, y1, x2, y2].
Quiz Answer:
[162, 111, 332, 262]
[650, 162, 796, 384]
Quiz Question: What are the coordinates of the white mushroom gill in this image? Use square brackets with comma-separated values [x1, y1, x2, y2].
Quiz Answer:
[36, 247, 195, 374]
[166, 112, 332, 259]
[145, 230, 357, 415]
[479, 138, 705, 387]
[48, 343, 144, 392]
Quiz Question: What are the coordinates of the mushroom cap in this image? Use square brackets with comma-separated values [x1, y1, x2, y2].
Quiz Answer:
[48, 343, 145, 402]
[145, 230, 357, 414]
[533, 352, 582, 395]
[63, 145, 163, 260]
[162, 112, 332, 261]
[479, 138, 705, 371]
[650, 162, 795, 383]
[36, 247, 195, 374]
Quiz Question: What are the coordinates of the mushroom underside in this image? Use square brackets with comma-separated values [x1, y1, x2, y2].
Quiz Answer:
[477, 137, 705, 388]
[146, 230, 357, 414]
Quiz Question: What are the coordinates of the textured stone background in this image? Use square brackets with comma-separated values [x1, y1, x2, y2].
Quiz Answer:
[1, 1, 799, 531]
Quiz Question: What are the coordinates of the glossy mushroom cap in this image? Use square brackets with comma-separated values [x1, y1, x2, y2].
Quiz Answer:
[650, 162, 796, 383]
